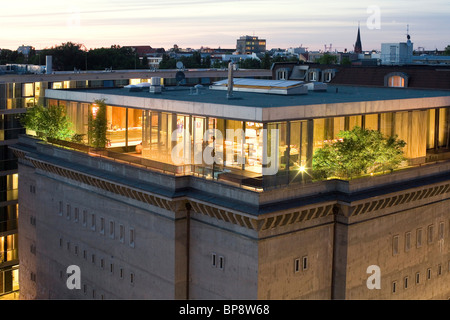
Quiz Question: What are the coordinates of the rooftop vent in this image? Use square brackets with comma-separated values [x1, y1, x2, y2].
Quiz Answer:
[149, 77, 162, 94]
[305, 82, 328, 91]
[210, 78, 308, 95]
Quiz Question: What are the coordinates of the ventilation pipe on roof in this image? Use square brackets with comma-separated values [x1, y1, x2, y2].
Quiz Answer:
[46, 56, 53, 74]
[227, 61, 234, 99]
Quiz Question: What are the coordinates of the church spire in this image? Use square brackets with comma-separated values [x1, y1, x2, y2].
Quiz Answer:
[354, 23, 363, 54]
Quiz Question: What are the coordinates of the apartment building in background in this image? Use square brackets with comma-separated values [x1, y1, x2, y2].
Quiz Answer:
[236, 35, 267, 55]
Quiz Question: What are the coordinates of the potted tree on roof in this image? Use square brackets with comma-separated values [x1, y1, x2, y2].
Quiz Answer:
[88, 99, 109, 150]
[20, 104, 73, 141]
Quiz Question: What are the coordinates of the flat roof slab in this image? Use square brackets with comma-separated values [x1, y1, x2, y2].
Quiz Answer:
[45, 84, 450, 122]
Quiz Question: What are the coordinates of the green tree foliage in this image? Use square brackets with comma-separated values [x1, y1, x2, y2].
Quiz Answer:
[0, 49, 26, 64]
[88, 99, 108, 148]
[444, 45, 450, 56]
[26, 43, 145, 71]
[238, 58, 261, 69]
[261, 53, 273, 69]
[20, 105, 73, 140]
[312, 127, 406, 180]
[87, 45, 142, 70]
[316, 53, 338, 65]
[28, 42, 87, 71]
[159, 52, 211, 69]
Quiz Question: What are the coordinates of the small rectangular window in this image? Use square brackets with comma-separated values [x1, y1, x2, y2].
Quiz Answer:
[428, 225, 434, 244]
[392, 281, 397, 293]
[82, 210, 87, 227]
[438, 264, 442, 276]
[416, 228, 423, 248]
[66, 204, 71, 220]
[415, 272, 420, 284]
[100, 217, 105, 235]
[404, 276, 409, 289]
[129, 228, 135, 247]
[91, 213, 96, 231]
[130, 272, 135, 285]
[59, 201, 63, 216]
[427, 268, 432, 280]
[91, 254, 95, 264]
[294, 259, 300, 273]
[393, 235, 399, 255]
[74, 208, 79, 222]
[110, 263, 114, 274]
[119, 225, 125, 243]
[212, 253, 217, 267]
[405, 232, 411, 252]
[302, 256, 308, 271]
[219, 256, 224, 270]
[120, 268, 124, 279]
[100, 258, 105, 269]
[439, 222, 445, 240]
[109, 221, 115, 239]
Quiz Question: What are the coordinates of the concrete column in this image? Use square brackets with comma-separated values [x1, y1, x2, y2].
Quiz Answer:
[173, 201, 190, 299]
[331, 204, 349, 300]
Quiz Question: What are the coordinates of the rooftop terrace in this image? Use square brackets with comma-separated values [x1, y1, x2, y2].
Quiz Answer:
[46, 82, 450, 122]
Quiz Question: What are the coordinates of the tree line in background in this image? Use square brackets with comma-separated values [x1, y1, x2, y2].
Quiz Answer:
[1, 42, 148, 71]
[3, 42, 450, 71]
[1, 42, 345, 71]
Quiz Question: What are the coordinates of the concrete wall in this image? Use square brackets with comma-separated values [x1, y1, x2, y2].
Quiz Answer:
[257, 221, 334, 299]
[19, 163, 188, 299]
[14, 137, 450, 300]
[345, 198, 450, 300]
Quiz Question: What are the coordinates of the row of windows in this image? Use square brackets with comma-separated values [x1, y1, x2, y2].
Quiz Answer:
[392, 221, 446, 255]
[391, 261, 450, 294]
[58, 235, 136, 293]
[294, 256, 309, 273]
[58, 201, 135, 248]
[211, 253, 225, 270]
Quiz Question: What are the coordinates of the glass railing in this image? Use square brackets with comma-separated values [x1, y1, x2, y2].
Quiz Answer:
[44, 137, 310, 190]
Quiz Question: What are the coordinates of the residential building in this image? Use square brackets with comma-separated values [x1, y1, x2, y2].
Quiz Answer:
[236, 35, 266, 55]
[381, 35, 414, 66]
[12, 77, 450, 299]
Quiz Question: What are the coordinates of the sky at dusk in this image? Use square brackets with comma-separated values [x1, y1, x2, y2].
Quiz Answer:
[1, 0, 449, 52]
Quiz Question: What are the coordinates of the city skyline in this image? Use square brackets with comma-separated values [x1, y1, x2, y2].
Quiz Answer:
[1, 0, 449, 52]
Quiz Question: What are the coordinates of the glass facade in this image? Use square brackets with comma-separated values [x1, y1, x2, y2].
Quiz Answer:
[59, 96, 450, 183]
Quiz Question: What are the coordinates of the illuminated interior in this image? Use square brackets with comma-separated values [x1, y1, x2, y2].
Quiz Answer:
[59, 99, 450, 179]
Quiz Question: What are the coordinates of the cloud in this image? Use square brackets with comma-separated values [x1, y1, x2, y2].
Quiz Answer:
[1, 0, 449, 50]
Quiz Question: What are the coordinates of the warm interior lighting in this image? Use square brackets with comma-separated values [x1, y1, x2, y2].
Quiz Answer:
[92, 105, 99, 118]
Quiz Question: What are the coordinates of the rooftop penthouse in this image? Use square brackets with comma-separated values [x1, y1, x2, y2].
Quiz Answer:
[13, 77, 450, 300]
[38, 79, 450, 191]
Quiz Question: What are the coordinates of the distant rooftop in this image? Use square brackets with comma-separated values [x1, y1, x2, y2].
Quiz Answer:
[46, 83, 450, 122]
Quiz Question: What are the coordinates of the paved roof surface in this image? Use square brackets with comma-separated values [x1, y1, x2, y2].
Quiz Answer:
[68, 84, 450, 109]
